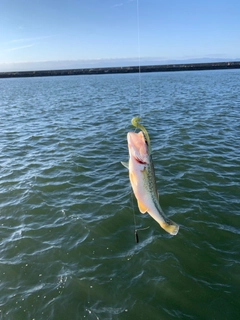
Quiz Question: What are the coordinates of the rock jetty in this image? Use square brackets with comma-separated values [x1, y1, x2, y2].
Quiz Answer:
[1, 61, 240, 78]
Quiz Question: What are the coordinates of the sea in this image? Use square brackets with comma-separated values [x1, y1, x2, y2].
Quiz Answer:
[0, 69, 240, 320]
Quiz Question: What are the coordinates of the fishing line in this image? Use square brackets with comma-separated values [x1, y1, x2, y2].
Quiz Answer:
[136, 0, 142, 118]
[130, 0, 143, 243]
[131, 190, 149, 244]
[131, 191, 140, 244]
[130, 191, 138, 242]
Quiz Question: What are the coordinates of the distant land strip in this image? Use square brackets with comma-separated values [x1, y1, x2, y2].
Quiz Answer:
[1, 61, 240, 78]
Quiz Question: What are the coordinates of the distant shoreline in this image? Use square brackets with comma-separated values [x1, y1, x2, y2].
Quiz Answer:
[1, 61, 240, 79]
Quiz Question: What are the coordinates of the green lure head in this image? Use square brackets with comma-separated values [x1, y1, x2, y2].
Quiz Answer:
[131, 117, 152, 155]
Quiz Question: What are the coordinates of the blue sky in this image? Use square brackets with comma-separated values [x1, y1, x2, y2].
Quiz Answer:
[1, 0, 240, 71]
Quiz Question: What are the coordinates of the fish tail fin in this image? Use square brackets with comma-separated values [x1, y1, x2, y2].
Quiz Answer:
[160, 219, 179, 236]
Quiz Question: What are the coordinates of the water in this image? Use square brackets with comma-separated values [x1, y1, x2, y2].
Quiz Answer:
[0, 70, 240, 319]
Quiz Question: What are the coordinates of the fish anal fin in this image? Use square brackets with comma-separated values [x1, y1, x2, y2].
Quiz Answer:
[159, 219, 179, 236]
[137, 200, 147, 214]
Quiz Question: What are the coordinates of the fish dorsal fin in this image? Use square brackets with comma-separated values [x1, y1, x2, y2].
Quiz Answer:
[137, 200, 147, 214]
[121, 161, 129, 169]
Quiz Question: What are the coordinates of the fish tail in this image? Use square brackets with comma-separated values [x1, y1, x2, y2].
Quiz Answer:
[160, 219, 179, 235]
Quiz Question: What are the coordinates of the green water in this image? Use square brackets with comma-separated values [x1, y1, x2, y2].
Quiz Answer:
[0, 70, 240, 319]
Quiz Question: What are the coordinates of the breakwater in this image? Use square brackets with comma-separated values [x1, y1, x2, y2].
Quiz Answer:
[1, 61, 240, 78]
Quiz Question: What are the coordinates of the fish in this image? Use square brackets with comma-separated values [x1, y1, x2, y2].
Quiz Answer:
[122, 118, 179, 235]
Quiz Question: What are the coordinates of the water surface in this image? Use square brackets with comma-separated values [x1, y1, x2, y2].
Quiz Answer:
[0, 70, 240, 319]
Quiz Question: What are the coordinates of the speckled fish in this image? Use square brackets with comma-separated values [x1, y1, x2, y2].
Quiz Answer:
[122, 118, 179, 235]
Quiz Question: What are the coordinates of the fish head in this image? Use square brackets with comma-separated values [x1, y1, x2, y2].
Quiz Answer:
[127, 131, 149, 165]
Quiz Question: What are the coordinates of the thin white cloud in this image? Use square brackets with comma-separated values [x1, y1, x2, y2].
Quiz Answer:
[8, 38, 34, 43]
[4, 35, 53, 52]
[112, 0, 136, 8]
[112, 3, 124, 7]
[6, 44, 34, 52]
[8, 35, 53, 44]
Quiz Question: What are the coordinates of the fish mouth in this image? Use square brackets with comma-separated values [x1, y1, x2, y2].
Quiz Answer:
[133, 156, 147, 165]
[127, 131, 148, 165]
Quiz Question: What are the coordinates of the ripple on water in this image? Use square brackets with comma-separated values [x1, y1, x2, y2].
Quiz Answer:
[0, 71, 240, 319]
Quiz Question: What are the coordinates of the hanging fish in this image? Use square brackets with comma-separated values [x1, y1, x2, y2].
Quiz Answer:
[122, 117, 179, 235]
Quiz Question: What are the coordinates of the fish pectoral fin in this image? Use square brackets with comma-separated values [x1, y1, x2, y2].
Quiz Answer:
[121, 161, 129, 170]
[137, 200, 147, 214]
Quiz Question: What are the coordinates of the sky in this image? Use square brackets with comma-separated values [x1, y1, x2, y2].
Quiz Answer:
[1, 0, 240, 72]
